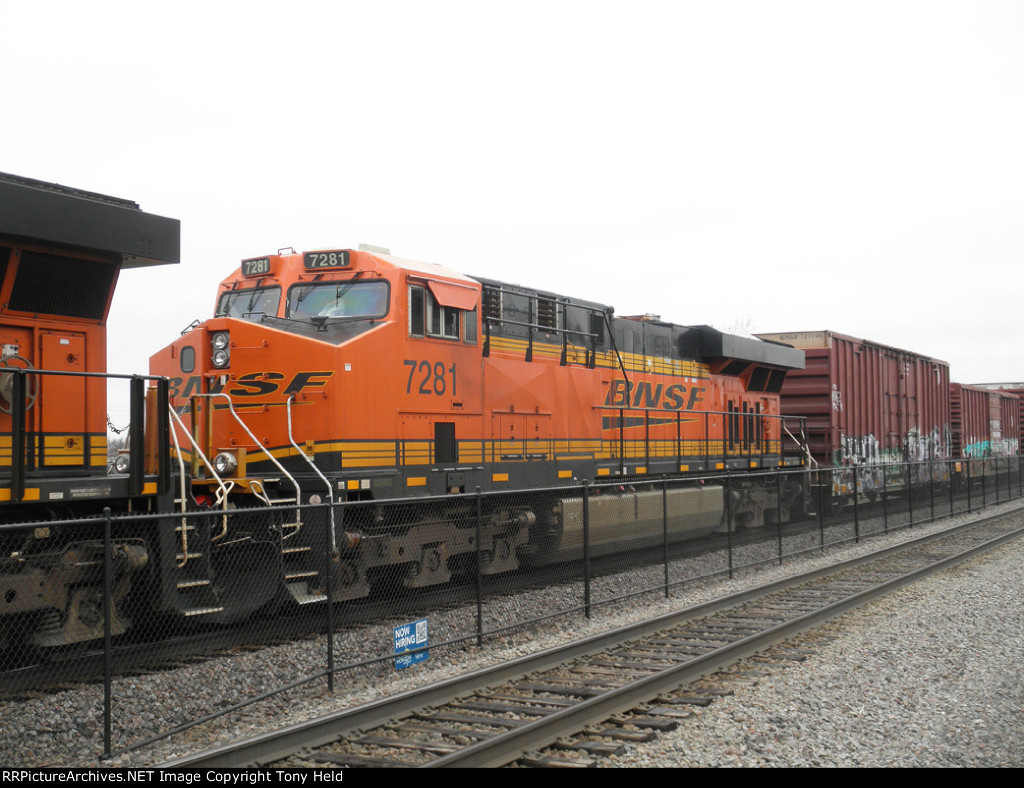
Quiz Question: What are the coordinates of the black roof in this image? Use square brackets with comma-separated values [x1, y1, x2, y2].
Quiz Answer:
[0, 172, 180, 268]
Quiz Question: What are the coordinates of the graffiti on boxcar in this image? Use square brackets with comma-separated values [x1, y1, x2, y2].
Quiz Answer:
[838, 432, 882, 465]
[905, 426, 950, 461]
[831, 384, 844, 412]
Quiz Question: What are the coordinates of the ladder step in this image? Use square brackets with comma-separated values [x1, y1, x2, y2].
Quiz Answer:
[176, 553, 203, 561]
[176, 579, 211, 589]
[286, 582, 327, 605]
[175, 525, 196, 533]
[182, 607, 225, 617]
[285, 571, 318, 580]
[283, 546, 312, 554]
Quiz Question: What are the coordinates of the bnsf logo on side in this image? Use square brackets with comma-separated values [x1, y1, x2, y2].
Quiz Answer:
[605, 379, 705, 411]
[168, 371, 334, 399]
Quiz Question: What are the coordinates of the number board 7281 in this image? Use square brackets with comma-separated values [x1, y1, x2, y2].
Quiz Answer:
[304, 250, 351, 270]
[241, 257, 272, 277]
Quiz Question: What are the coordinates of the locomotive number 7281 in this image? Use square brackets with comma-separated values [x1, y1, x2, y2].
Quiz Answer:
[404, 359, 457, 397]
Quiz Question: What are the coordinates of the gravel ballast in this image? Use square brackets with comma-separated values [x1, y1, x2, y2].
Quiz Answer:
[603, 536, 1024, 767]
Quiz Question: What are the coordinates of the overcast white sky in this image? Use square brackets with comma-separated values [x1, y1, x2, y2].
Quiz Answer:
[2, 1, 1023, 424]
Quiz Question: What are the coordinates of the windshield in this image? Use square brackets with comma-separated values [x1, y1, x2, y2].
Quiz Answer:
[216, 287, 282, 320]
[287, 280, 390, 320]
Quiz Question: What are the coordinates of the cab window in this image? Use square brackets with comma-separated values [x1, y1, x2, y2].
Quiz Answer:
[216, 287, 282, 320]
[287, 280, 389, 320]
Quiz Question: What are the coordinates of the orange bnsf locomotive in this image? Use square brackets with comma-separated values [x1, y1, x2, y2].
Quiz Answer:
[0, 173, 178, 648]
[148, 245, 806, 603]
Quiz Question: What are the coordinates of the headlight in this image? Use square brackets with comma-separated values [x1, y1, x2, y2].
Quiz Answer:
[212, 348, 231, 368]
[113, 454, 130, 474]
[211, 332, 230, 350]
[213, 452, 238, 476]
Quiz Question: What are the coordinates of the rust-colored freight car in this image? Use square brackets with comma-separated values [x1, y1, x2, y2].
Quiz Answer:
[950, 384, 1019, 458]
[753, 331, 951, 476]
[995, 385, 1024, 451]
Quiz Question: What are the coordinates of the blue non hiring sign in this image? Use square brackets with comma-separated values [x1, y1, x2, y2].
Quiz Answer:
[394, 618, 429, 670]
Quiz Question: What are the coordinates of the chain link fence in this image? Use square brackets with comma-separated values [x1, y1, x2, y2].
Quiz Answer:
[1, 457, 1021, 764]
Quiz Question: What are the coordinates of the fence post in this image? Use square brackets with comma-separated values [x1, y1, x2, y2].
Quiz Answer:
[103, 507, 113, 760]
[775, 471, 783, 563]
[726, 473, 734, 579]
[475, 487, 483, 647]
[583, 480, 591, 619]
[929, 456, 935, 521]
[817, 469, 825, 550]
[853, 466, 860, 543]
[907, 462, 913, 525]
[948, 459, 955, 516]
[324, 501, 335, 694]
[982, 458, 987, 508]
[967, 459, 973, 512]
[882, 462, 889, 534]
[662, 477, 669, 598]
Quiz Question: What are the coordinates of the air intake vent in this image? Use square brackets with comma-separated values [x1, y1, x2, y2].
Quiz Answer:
[10, 251, 115, 320]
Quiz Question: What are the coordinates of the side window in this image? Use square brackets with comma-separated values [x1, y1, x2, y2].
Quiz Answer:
[464, 307, 478, 344]
[409, 285, 462, 341]
[409, 286, 426, 336]
[180, 346, 196, 374]
[430, 299, 460, 340]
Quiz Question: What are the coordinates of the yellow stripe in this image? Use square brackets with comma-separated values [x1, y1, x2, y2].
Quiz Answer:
[558, 470, 572, 478]
[492, 473, 509, 482]
[406, 477, 426, 487]
[0, 488, 40, 502]
[486, 337, 710, 379]
[597, 468, 611, 476]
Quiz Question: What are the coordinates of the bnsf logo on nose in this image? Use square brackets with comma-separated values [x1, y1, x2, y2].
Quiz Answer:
[168, 371, 334, 399]
[604, 379, 704, 411]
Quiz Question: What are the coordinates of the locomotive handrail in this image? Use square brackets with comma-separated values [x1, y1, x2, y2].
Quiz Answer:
[286, 394, 336, 553]
[196, 392, 304, 540]
[590, 404, 808, 471]
[783, 421, 816, 468]
[603, 309, 632, 393]
[483, 316, 599, 338]
[483, 316, 601, 367]
[0, 366, 172, 502]
[168, 405, 234, 565]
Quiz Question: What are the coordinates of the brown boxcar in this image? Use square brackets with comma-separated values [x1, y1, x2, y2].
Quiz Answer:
[753, 331, 951, 474]
[996, 385, 1024, 451]
[951, 384, 1020, 458]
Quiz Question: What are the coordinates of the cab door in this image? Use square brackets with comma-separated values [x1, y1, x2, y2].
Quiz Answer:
[38, 332, 88, 469]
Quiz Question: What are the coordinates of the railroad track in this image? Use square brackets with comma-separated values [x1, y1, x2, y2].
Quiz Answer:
[162, 508, 1024, 768]
[0, 507, 838, 695]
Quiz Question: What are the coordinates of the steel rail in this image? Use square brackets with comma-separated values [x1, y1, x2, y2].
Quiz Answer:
[429, 518, 1024, 767]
